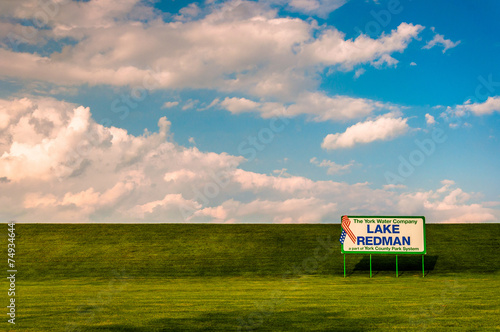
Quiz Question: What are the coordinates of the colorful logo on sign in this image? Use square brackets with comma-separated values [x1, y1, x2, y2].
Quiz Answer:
[339, 215, 356, 244]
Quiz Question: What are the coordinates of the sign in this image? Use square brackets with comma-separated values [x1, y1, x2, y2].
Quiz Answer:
[340, 216, 426, 254]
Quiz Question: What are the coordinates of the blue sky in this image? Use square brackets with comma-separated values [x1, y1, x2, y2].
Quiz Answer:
[0, 0, 499, 223]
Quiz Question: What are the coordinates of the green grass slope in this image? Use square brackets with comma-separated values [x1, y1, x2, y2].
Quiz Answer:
[16, 223, 500, 280]
[4, 223, 500, 331]
[18, 275, 500, 331]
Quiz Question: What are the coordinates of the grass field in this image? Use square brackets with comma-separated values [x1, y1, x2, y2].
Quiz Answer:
[4, 224, 500, 331]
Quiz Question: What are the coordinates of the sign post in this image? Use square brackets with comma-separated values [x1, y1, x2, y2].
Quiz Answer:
[369, 254, 372, 278]
[396, 255, 398, 277]
[340, 216, 426, 277]
[422, 255, 425, 277]
[343, 254, 346, 278]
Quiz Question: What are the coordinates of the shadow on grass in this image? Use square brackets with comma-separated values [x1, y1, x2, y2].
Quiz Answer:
[349, 255, 438, 276]
[81, 326, 142, 332]
[76, 309, 400, 331]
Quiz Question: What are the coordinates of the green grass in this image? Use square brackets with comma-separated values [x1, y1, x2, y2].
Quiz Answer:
[14, 275, 500, 331]
[3, 224, 500, 331]
[15, 224, 500, 279]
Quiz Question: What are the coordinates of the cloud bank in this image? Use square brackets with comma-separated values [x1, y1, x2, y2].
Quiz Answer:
[0, 97, 496, 223]
[1, 0, 423, 120]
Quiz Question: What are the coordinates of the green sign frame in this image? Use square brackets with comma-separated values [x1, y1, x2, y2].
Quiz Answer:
[340, 216, 426, 255]
[340, 216, 427, 277]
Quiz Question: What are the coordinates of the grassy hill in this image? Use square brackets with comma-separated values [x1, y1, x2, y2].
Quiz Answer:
[16, 223, 500, 280]
[5, 223, 500, 331]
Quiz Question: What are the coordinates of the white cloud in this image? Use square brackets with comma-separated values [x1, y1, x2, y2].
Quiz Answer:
[286, 0, 347, 18]
[383, 184, 407, 190]
[441, 96, 500, 123]
[286, 92, 390, 122]
[423, 28, 461, 53]
[0, 1, 424, 105]
[131, 194, 201, 220]
[0, 96, 243, 222]
[466, 96, 500, 115]
[217, 92, 396, 122]
[310, 157, 357, 175]
[0, 0, 496, 225]
[354, 68, 366, 79]
[0, 0, 149, 33]
[232, 168, 315, 193]
[219, 197, 337, 223]
[425, 113, 435, 125]
[321, 114, 409, 150]
[302, 22, 423, 70]
[24, 182, 135, 215]
[410, 61, 417, 66]
[182, 99, 199, 110]
[437, 179, 455, 193]
[175, 3, 202, 21]
[371, 54, 398, 68]
[273, 168, 291, 177]
[0, 98, 100, 181]
[205, 98, 220, 109]
[220, 97, 260, 113]
[0, 1, 313, 98]
[162, 101, 179, 108]
[397, 180, 496, 223]
[164, 170, 198, 182]
[0, 98, 496, 223]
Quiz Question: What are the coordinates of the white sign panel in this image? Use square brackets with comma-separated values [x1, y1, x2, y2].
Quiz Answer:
[340, 216, 426, 254]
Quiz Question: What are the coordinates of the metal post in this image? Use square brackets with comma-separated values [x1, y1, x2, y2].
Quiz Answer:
[343, 254, 346, 278]
[422, 255, 425, 277]
[396, 255, 398, 278]
[369, 254, 372, 278]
